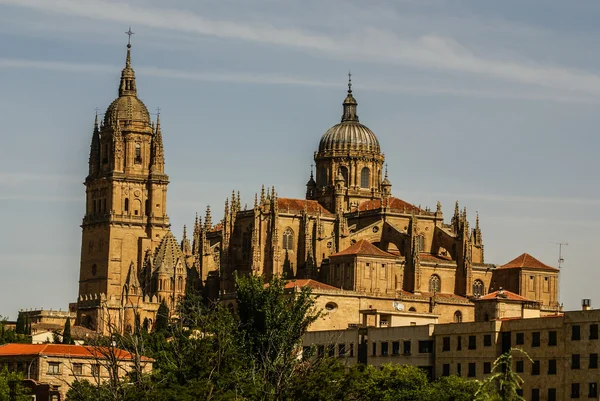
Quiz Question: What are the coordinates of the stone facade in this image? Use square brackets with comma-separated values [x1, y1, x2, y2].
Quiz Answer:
[75, 40, 560, 334]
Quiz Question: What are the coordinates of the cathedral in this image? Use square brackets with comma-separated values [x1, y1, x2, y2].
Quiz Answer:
[75, 41, 560, 334]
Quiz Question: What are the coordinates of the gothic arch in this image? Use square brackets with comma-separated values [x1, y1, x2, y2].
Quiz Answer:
[472, 279, 485, 297]
[454, 311, 463, 323]
[429, 274, 441, 293]
[283, 227, 294, 251]
[360, 167, 370, 188]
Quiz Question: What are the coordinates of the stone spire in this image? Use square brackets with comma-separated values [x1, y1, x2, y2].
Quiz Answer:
[381, 164, 392, 197]
[192, 213, 200, 254]
[88, 111, 100, 176]
[341, 72, 359, 122]
[150, 112, 165, 173]
[119, 29, 137, 97]
[181, 225, 191, 255]
[205, 205, 212, 231]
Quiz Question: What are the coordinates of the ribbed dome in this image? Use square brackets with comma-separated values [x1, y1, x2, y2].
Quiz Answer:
[318, 81, 380, 154]
[104, 96, 151, 127]
[319, 121, 380, 153]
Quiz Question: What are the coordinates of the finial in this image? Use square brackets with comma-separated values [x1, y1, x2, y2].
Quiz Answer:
[436, 201, 442, 213]
[93, 108, 100, 128]
[348, 71, 352, 93]
[182, 225, 187, 239]
[125, 26, 134, 47]
[254, 193, 258, 208]
[384, 163, 388, 179]
[310, 163, 314, 179]
[476, 211, 480, 229]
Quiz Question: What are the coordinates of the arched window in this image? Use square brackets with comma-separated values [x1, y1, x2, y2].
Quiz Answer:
[124, 198, 129, 213]
[178, 277, 183, 292]
[454, 311, 463, 323]
[429, 274, 441, 293]
[360, 167, 370, 188]
[135, 143, 142, 163]
[473, 280, 485, 297]
[170, 278, 174, 291]
[340, 166, 349, 187]
[158, 279, 163, 291]
[417, 235, 425, 252]
[283, 227, 294, 250]
[318, 167, 327, 187]
[409, 307, 417, 312]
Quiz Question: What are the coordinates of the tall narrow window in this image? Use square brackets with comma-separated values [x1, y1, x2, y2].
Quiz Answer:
[454, 311, 463, 323]
[417, 235, 425, 252]
[124, 198, 129, 213]
[283, 227, 294, 250]
[360, 167, 370, 188]
[318, 167, 327, 187]
[429, 274, 441, 293]
[340, 166, 349, 187]
[135, 143, 142, 164]
[472, 280, 485, 297]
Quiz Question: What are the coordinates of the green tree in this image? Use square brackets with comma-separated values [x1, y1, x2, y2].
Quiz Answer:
[0, 367, 30, 401]
[476, 348, 531, 401]
[235, 274, 321, 400]
[15, 313, 24, 335]
[62, 318, 74, 344]
[155, 301, 170, 333]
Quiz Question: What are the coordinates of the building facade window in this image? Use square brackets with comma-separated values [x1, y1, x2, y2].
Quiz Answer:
[531, 389, 540, 401]
[590, 354, 598, 369]
[73, 363, 83, 375]
[591, 324, 599, 340]
[571, 383, 580, 398]
[548, 388, 556, 401]
[340, 166, 349, 187]
[418, 340, 433, 354]
[360, 167, 370, 188]
[124, 198, 129, 212]
[429, 274, 441, 293]
[135, 143, 142, 163]
[392, 341, 400, 356]
[47, 362, 60, 375]
[442, 337, 450, 351]
[484, 334, 492, 347]
[417, 235, 425, 252]
[472, 280, 485, 297]
[532, 332, 540, 347]
[468, 363, 476, 377]
[403, 340, 411, 355]
[381, 342, 389, 356]
[483, 362, 491, 374]
[454, 311, 463, 323]
[468, 335, 476, 350]
[548, 359, 557, 375]
[442, 364, 450, 376]
[516, 332, 524, 345]
[549, 330, 557, 346]
[456, 335, 462, 350]
[516, 360, 524, 373]
[572, 354, 581, 369]
[282, 227, 294, 250]
[572, 325, 581, 341]
[589, 383, 598, 398]
[532, 360, 540, 375]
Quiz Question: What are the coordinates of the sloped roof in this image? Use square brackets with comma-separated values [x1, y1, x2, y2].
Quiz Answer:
[284, 279, 339, 291]
[331, 240, 397, 258]
[420, 253, 454, 263]
[478, 289, 532, 302]
[0, 344, 152, 361]
[152, 231, 184, 274]
[499, 253, 558, 271]
[277, 198, 334, 216]
[358, 197, 421, 213]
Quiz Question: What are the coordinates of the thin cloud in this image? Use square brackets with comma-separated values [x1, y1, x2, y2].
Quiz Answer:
[0, 57, 595, 103]
[4, 0, 600, 95]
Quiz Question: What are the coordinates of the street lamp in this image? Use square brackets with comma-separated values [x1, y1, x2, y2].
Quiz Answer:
[27, 355, 47, 380]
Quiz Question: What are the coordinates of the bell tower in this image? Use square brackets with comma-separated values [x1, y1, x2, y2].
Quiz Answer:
[77, 33, 170, 330]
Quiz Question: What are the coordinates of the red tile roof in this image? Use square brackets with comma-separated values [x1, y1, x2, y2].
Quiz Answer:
[330, 240, 397, 258]
[357, 197, 421, 213]
[277, 198, 334, 216]
[284, 279, 339, 291]
[499, 253, 558, 271]
[0, 344, 152, 361]
[478, 289, 531, 302]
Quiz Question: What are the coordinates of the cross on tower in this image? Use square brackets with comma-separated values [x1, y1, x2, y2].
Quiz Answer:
[94, 107, 100, 117]
[156, 107, 161, 116]
[125, 26, 135, 46]
[348, 71, 352, 92]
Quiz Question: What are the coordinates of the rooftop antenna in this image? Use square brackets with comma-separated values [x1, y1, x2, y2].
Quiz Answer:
[551, 242, 568, 269]
[551, 241, 568, 310]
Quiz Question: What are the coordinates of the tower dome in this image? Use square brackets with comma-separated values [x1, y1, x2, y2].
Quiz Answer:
[103, 42, 151, 128]
[318, 79, 380, 154]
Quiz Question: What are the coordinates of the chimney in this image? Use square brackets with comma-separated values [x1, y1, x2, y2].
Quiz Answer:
[582, 299, 591, 311]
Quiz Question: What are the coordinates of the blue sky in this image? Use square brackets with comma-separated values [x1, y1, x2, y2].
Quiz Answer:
[1, 0, 599, 319]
